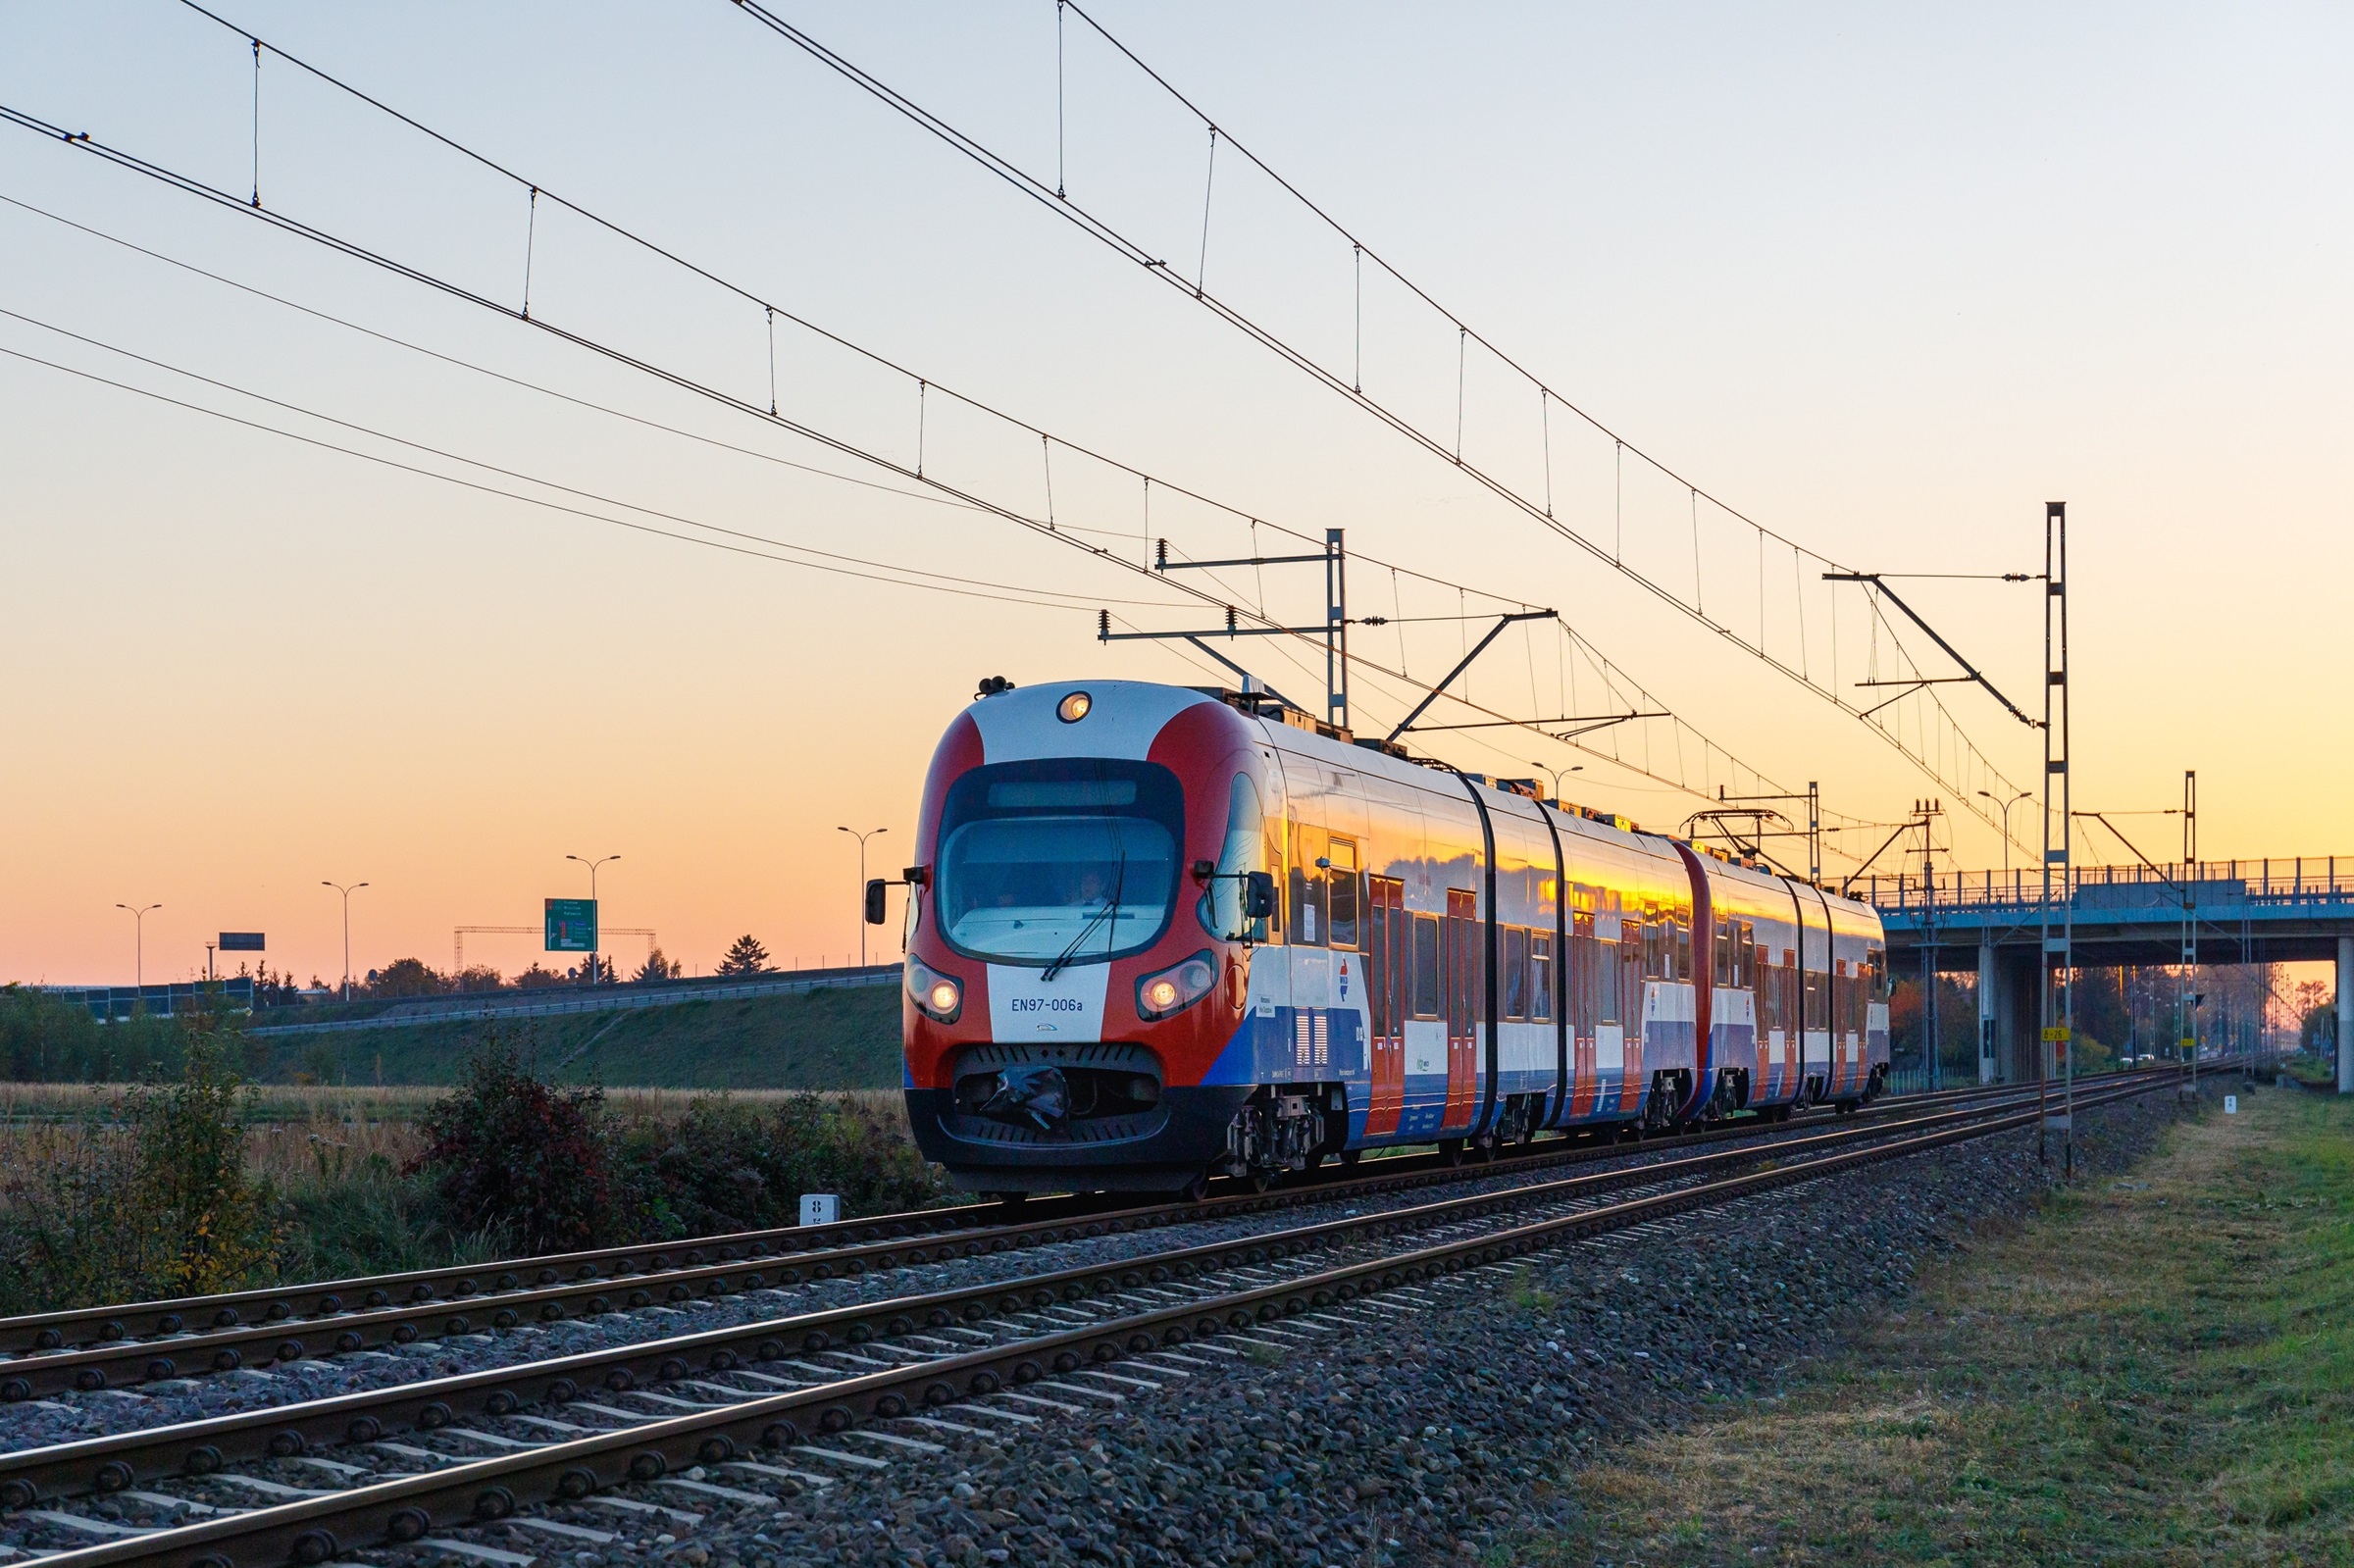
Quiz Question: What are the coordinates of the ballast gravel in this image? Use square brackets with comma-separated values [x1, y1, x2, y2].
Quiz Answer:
[399, 1087, 2185, 1568]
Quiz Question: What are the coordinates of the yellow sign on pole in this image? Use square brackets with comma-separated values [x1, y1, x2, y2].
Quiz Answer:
[2042, 1026, 2071, 1043]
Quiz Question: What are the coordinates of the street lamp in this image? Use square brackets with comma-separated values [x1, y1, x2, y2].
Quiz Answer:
[1977, 788, 2033, 877]
[321, 882, 368, 1001]
[565, 854, 621, 986]
[115, 902, 161, 992]
[1535, 762, 1584, 803]
[839, 827, 888, 967]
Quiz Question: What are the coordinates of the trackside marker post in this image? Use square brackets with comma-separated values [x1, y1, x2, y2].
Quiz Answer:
[800, 1194, 842, 1226]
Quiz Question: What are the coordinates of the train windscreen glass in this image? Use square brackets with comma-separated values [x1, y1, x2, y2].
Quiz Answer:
[936, 761, 1183, 964]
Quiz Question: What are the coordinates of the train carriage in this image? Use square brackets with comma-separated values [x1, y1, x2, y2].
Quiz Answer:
[894, 679, 1888, 1194]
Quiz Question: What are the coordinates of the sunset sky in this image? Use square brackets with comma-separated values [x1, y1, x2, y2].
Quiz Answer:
[3, 2, 2347, 988]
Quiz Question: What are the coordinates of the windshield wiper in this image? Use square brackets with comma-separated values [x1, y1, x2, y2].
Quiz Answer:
[1043, 852, 1125, 981]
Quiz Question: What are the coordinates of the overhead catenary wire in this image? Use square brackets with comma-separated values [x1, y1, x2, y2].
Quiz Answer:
[7, 21, 1879, 846]
[0, 334, 1159, 613]
[722, 0, 2034, 839]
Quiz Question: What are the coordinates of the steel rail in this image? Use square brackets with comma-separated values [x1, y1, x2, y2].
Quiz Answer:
[0, 1077, 2004, 1360]
[0, 1078, 2073, 1397]
[8, 1068, 2206, 1568]
[0, 1078, 2142, 1512]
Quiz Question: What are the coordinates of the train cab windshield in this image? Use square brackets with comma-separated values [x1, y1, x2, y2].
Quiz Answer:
[935, 759, 1183, 965]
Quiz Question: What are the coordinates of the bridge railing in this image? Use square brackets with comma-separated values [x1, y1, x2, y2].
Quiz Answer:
[1857, 857, 2354, 914]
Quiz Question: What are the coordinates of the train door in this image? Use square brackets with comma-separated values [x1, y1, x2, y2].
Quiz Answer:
[1800, 890, 1831, 1101]
[1365, 876, 1407, 1137]
[1443, 887, 1479, 1132]
[1621, 913, 1649, 1114]
[1570, 909, 1599, 1117]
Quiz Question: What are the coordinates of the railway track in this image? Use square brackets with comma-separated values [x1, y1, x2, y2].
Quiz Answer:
[0, 1073, 2084, 1401]
[0, 1066, 2220, 1566]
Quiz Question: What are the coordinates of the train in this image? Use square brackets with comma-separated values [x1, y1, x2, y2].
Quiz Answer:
[881, 678, 1890, 1195]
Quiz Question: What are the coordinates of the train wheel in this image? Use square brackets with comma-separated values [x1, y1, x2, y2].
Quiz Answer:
[1339, 1149, 1362, 1166]
[1247, 1171, 1274, 1194]
[1178, 1170, 1211, 1203]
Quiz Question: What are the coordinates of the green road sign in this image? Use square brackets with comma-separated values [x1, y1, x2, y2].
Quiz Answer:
[545, 897, 597, 953]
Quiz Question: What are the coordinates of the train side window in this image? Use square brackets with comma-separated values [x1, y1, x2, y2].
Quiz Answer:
[1290, 826, 1326, 946]
[1621, 921, 1645, 1016]
[1641, 911, 1663, 980]
[1711, 916, 1732, 987]
[1326, 837, 1360, 950]
[1804, 965, 1826, 1032]
[1444, 890, 1477, 1036]
[1738, 921, 1757, 990]
[1674, 907, 1694, 982]
[1503, 927, 1530, 1020]
[1599, 936, 1621, 1024]
[1570, 913, 1597, 1026]
[1866, 946, 1888, 1004]
[1529, 931, 1554, 1022]
[1411, 913, 1441, 1019]
[1199, 772, 1268, 943]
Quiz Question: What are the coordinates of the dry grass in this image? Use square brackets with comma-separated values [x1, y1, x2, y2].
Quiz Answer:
[0, 1084, 920, 1207]
[1542, 1090, 2354, 1567]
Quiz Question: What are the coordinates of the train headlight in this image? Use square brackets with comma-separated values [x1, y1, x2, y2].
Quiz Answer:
[1055, 690, 1093, 723]
[906, 956, 962, 1023]
[1136, 951, 1216, 1021]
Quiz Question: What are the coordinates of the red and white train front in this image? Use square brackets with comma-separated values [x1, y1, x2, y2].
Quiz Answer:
[895, 679, 1889, 1194]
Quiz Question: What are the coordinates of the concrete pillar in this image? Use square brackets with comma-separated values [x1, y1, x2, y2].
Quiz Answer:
[1977, 936, 1998, 1084]
[1998, 947, 2041, 1084]
[2338, 936, 2353, 1094]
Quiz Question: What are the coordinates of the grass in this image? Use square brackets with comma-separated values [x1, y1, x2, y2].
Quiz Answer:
[239, 984, 902, 1088]
[1543, 1086, 2354, 1566]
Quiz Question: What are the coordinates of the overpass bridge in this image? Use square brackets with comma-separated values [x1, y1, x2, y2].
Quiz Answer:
[1858, 859, 2354, 1088]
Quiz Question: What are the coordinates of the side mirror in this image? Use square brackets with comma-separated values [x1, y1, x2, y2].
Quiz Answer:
[1243, 871, 1278, 921]
[864, 879, 890, 926]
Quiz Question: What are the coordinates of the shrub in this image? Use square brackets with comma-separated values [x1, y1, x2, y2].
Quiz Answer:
[407, 1037, 623, 1253]
[624, 1091, 944, 1236]
[0, 1007, 283, 1312]
[0, 984, 182, 1083]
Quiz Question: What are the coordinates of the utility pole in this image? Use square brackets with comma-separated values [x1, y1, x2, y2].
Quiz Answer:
[322, 882, 368, 1001]
[565, 855, 621, 986]
[2180, 771, 2199, 1098]
[1919, 799, 1942, 1089]
[116, 902, 162, 993]
[838, 827, 888, 966]
[2038, 502, 2074, 1175]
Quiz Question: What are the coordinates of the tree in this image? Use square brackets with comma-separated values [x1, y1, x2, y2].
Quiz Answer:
[634, 947, 683, 984]
[512, 963, 569, 990]
[367, 957, 446, 999]
[716, 935, 771, 976]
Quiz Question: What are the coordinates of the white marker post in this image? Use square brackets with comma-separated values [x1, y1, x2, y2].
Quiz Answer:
[2225, 1094, 2238, 1115]
[799, 1193, 842, 1226]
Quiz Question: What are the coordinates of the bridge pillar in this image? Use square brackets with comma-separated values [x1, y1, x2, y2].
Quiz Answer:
[1977, 936, 1998, 1084]
[2338, 936, 2353, 1094]
[1991, 946, 2041, 1084]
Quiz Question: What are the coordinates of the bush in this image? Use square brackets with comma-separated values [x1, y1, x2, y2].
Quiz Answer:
[0, 1007, 283, 1312]
[0, 984, 182, 1083]
[624, 1092, 944, 1236]
[282, 1138, 511, 1283]
[407, 1037, 624, 1254]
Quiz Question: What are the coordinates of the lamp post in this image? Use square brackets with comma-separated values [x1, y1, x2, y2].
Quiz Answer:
[839, 827, 888, 967]
[321, 882, 368, 1001]
[116, 902, 161, 993]
[565, 854, 621, 986]
[1536, 762, 1584, 803]
[1977, 787, 2033, 880]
